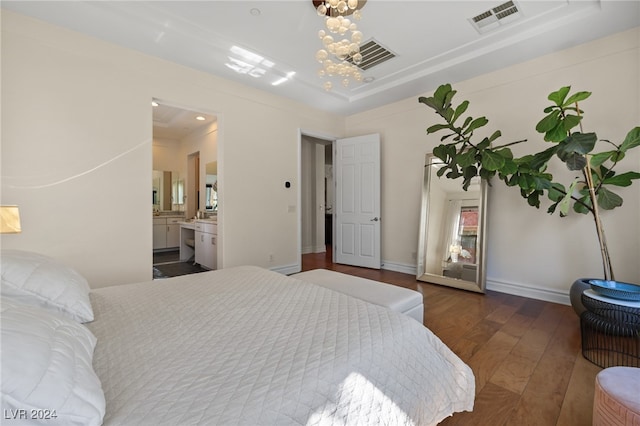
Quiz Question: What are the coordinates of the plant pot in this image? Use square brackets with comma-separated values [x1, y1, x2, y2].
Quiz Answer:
[570, 278, 640, 316]
[570, 278, 593, 316]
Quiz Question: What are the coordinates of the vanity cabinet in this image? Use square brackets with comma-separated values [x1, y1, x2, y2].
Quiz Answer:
[195, 221, 217, 270]
[153, 216, 183, 250]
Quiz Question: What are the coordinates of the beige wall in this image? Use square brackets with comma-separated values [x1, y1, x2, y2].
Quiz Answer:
[1, 10, 344, 287]
[153, 138, 182, 174]
[345, 27, 640, 303]
[2, 9, 637, 301]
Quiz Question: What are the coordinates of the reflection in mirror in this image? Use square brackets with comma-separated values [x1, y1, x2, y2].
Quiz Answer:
[205, 161, 218, 211]
[152, 170, 183, 211]
[416, 154, 487, 293]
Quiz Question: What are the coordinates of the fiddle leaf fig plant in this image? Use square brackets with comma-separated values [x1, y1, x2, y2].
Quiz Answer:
[419, 84, 640, 281]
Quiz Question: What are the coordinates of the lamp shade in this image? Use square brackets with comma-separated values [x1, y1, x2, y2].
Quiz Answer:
[0, 206, 21, 233]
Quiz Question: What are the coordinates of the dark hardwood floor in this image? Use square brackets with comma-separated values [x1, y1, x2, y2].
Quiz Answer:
[302, 248, 601, 426]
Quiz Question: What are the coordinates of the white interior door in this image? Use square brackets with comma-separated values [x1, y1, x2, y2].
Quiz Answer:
[335, 134, 381, 269]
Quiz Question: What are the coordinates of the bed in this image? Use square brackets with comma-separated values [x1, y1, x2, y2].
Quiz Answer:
[1, 250, 475, 425]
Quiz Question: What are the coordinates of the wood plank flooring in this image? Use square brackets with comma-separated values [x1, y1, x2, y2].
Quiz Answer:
[302, 249, 601, 426]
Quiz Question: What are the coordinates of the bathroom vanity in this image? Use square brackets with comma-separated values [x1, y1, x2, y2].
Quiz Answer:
[152, 215, 185, 250]
[178, 219, 217, 270]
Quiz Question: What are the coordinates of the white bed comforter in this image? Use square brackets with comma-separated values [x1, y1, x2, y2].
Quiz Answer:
[87, 266, 474, 425]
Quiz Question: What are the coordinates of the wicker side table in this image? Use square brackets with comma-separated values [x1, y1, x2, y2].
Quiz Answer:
[581, 290, 640, 368]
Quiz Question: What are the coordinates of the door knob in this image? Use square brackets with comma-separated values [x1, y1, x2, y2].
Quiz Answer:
[370, 217, 380, 221]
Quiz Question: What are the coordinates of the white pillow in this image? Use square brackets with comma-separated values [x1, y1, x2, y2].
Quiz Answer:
[1, 299, 105, 426]
[1, 250, 93, 323]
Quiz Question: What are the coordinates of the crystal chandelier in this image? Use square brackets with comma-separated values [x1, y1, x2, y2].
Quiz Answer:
[313, 0, 366, 91]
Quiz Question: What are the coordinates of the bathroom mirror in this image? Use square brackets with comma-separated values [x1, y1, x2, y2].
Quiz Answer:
[152, 170, 183, 211]
[416, 154, 487, 293]
[205, 161, 218, 211]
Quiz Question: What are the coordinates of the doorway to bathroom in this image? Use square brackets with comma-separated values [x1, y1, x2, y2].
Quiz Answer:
[151, 99, 219, 278]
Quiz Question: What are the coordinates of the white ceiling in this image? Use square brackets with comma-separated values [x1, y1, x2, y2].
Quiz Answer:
[152, 101, 217, 140]
[3, 1, 639, 116]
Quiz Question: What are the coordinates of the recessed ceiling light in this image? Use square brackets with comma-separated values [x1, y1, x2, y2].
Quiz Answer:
[250, 8, 261, 16]
[151, 101, 159, 107]
[196, 116, 206, 121]
[363, 77, 375, 83]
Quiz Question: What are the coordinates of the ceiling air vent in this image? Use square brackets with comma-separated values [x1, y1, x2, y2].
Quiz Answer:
[470, 1, 522, 33]
[346, 39, 396, 71]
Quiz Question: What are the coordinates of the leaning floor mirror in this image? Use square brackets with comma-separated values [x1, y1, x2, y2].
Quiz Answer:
[416, 153, 488, 293]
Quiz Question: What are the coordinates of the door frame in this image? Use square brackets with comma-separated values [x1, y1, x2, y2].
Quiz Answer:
[297, 129, 338, 272]
[151, 98, 223, 269]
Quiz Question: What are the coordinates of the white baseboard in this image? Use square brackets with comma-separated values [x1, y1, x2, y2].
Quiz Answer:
[301, 246, 326, 255]
[271, 263, 301, 275]
[486, 278, 570, 306]
[382, 261, 571, 306]
[382, 260, 417, 276]
[283, 258, 570, 305]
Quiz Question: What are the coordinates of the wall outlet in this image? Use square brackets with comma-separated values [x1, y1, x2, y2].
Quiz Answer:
[268, 254, 274, 262]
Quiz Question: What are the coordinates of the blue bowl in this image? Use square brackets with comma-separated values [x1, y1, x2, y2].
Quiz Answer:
[589, 279, 640, 301]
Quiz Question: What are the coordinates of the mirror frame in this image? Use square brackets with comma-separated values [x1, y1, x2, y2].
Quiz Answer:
[416, 153, 488, 293]
[153, 170, 184, 212]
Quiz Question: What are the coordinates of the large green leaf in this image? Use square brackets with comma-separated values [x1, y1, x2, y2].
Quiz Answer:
[602, 171, 640, 187]
[558, 180, 579, 217]
[426, 123, 450, 134]
[545, 123, 569, 142]
[452, 100, 469, 124]
[418, 96, 439, 111]
[443, 108, 454, 122]
[446, 144, 457, 158]
[527, 191, 541, 207]
[562, 114, 582, 131]
[443, 90, 456, 111]
[559, 152, 587, 170]
[463, 117, 489, 135]
[479, 168, 496, 181]
[434, 84, 453, 108]
[548, 86, 571, 106]
[446, 168, 463, 179]
[597, 187, 623, 210]
[495, 148, 513, 160]
[597, 165, 615, 181]
[529, 146, 557, 170]
[620, 127, 640, 152]
[560, 132, 597, 155]
[590, 151, 613, 168]
[489, 130, 502, 142]
[457, 149, 477, 167]
[500, 158, 518, 175]
[564, 91, 591, 106]
[610, 151, 625, 162]
[536, 110, 560, 133]
[477, 137, 491, 150]
[531, 175, 553, 190]
[481, 150, 505, 171]
[547, 183, 566, 202]
[518, 174, 533, 190]
[433, 144, 448, 162]
[462, 166, 478, 190]
[573, 194, 592, 214]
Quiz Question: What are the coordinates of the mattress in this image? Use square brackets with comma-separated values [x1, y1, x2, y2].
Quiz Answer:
[87, 266, 474, 425]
